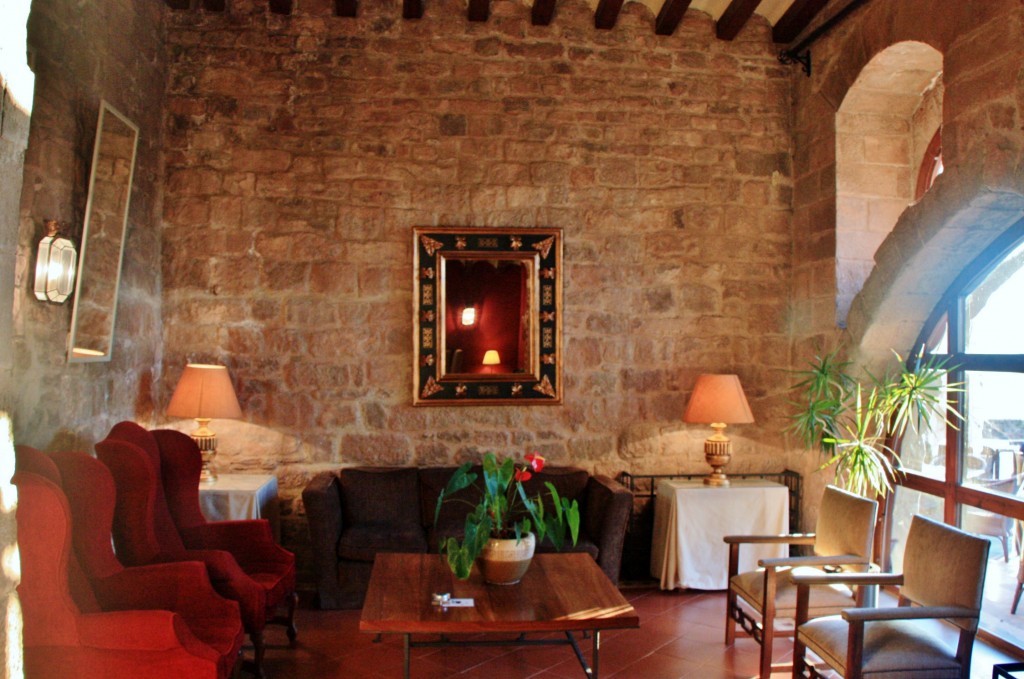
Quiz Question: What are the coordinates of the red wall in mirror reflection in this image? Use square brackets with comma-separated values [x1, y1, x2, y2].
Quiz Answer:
[445, 260, 528, 374]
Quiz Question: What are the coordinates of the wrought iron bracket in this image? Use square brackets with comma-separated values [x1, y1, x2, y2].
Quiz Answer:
[778, 49, 812, 76]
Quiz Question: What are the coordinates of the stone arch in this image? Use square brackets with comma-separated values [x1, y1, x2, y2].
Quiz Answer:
[834, 41, 943, 327]
[801, 1, 1024, 372]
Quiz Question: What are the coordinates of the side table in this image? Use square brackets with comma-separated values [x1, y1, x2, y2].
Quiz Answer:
[198, 473, 280, 543]
[650, 479, 789, 590]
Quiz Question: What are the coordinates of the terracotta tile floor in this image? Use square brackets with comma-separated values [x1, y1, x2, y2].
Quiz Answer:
[259, 588, 1020, 678]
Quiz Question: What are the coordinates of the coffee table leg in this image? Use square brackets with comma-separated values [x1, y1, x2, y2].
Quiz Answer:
[404, 634, 411, 679]
[592, 630, 600, 678]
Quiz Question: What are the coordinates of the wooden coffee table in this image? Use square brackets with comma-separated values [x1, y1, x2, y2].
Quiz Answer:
[360, 552, 639, 678]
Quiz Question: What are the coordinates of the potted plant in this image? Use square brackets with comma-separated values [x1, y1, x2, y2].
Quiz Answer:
[434, 452, 581, 584]
[788, 346, 961, 497]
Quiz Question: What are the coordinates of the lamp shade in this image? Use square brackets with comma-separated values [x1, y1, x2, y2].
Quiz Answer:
[167, 364, 242, 420]
[482, 350, 501, 366]
[682, 374, 754, 425]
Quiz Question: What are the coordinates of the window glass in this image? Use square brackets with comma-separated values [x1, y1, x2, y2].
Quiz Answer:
[924, 313, 948, 354]
[962, 371, 1024, 488]
[897, 370, 949, 481]
[965, 239, 1024, 354]
[889, 486, 943, 572]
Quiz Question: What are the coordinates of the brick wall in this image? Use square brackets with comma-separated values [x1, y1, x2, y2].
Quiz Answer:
[161, 0, 795, 570]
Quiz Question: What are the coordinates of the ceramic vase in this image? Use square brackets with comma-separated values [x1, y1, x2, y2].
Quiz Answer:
[478, 532, 536, 585]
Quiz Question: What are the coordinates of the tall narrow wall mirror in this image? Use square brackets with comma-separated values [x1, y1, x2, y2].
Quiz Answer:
[413, 226, 563, 406]
[68, 100, 138, 362]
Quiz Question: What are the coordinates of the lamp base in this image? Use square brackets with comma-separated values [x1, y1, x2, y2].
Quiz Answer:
[703, 424, 731, 487]
[191, 420, 219, 484]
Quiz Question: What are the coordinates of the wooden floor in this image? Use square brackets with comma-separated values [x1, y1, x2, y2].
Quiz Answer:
[258, 587, 1021, 678]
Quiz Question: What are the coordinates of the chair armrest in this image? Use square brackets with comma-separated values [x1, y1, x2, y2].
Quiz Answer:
[583, 474, 632, 585]
[791, 571, 903, 587]
[181, 521, 294, 568]
[302, 470, 346, 608]
[91, 562, 241, 621]
[77, 610, 213, 658]
[759, 554, 871, 569]
[842, 605, 979, 623]
[724, 533, 816, 545]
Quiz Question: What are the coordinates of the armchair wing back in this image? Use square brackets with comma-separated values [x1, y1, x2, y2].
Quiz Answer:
[13, 470, 229, 678]
[901, 514, 989, 630]
[813, 485, 879, 569]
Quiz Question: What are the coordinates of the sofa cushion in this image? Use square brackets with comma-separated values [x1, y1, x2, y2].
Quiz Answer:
[339, 467, 421, 528]
[419, 466, 484, 528]
[536, 531, 598, 559]
[337, 524, 428, 562]
[519, 467, 589, 514]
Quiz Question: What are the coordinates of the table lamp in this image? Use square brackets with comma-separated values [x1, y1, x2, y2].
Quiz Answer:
[682, 374, 754, 487]
[167, 363, 242, 483]
[482, 349, 501, 373]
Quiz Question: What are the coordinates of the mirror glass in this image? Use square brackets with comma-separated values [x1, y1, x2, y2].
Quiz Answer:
[68, 101, 139, 362]
[414, 227, 562, 406]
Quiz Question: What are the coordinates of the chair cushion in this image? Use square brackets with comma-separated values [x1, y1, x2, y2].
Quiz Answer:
[730, 566, 856, 618]
[337, 524, 428, 562]
[339, 467, 421, 528]
[799, 615, 963, 678]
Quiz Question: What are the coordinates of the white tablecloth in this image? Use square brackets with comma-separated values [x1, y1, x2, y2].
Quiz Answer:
[198, 473, 280, 543]
[651, 479, 789, 590]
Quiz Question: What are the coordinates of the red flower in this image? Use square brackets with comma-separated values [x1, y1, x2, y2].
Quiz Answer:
[526, 453, 545, 472]
[514, 468, 532, 482]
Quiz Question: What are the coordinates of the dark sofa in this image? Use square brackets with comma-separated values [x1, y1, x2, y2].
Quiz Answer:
[302, 465, 632, 609]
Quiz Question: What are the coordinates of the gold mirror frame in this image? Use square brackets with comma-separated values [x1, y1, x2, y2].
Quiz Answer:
[413, 226, 563, 406]
[67, 100, 139, 363]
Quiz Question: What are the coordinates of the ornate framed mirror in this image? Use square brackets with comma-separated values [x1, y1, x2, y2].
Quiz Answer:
[413, 226, 563, 406]
[68, 100, 139, 362]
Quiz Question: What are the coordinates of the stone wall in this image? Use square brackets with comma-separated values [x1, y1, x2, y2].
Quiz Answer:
[10, 0, 167, 450]
[789, 0, 1024, 518]
[161, 0, 795, 575]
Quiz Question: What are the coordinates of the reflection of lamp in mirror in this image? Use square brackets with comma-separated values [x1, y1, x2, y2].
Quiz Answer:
[166, 364, 243, 483]
[33, 220, 78, 304]
[682, 374, 754, 487]
[460, 305, 477, 327]
[482, 349, 501, 373]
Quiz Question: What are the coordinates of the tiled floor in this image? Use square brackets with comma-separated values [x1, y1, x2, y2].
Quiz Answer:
[259, 587, 1021, 678]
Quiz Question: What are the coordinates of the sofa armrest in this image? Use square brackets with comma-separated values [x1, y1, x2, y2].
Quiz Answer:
[302, 471, 345, 609]
[583, 474, 632, 585]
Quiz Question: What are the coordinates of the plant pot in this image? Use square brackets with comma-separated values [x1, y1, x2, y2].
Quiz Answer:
[478, 533, 536, 585]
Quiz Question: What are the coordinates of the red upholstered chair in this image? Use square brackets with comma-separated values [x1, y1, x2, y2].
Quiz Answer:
[97, 422, 295, 677]
[49, 449, 245, 679]
[13, 465, 238, 679]
[150, 427, 296, 629]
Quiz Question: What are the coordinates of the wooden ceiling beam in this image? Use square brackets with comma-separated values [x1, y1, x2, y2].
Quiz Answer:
[716, 0, 759, 40]
[468, 0, 489, 21]
[594, 0, 624, 30]
[532, 0, 556, 26]
[403, 0, 424, 19]
[654, 0, 691, 36]
[772, 0, 828, 44]
[335, 0, 357, 17]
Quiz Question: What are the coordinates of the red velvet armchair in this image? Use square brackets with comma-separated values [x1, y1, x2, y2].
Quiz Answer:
[48, 449, 245, 678]
[13, 458, 242, 679]
[97, 422, 296, 677]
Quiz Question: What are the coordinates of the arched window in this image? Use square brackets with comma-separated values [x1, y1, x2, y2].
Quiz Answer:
[890, 220, 1024, 648]
[914, 128, 943, 201]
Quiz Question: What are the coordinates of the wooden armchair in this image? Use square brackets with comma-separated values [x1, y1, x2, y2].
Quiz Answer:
[724, 485, 878, 678]
[792, 514, 990, 679]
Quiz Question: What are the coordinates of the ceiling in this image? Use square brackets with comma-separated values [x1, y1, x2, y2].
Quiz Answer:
[166, 0, 830, 44]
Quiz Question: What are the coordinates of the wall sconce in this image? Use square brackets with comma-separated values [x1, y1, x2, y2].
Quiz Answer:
[683, 374, 754, 487]
[166, 364, 243, 483]
[33, 219, 77, 304]
[460, 305, 477, 327]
